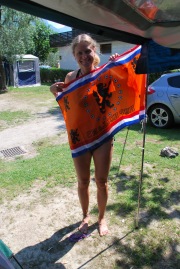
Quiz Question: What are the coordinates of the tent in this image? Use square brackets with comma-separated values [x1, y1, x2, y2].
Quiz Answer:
[13, 54, 41, 87]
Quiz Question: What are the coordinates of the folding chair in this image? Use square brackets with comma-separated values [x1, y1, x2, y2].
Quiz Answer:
[0, 240, 24, 269]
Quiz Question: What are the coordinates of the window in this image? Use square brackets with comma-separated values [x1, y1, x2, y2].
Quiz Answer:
[18, 61, 35, 72]
[168, 75, 180, 88]
[100, 43, 112, 54]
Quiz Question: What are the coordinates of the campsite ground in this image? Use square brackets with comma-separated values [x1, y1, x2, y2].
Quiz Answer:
[0, 86, 179, 269]
[0, 88, 127, 269]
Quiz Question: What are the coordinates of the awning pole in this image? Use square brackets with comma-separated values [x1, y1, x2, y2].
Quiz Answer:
[135, 73, 148, 228]
[118, 126, 130, 174]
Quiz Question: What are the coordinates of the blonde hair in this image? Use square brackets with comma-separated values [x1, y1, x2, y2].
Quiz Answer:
[71, 34, 100, 67]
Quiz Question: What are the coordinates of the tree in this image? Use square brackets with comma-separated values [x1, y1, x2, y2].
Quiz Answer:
[0, 5, 36, 92]
[29, 19, 56, 63]
[45, 51, 60, 67]
[0, 6, 58, 92]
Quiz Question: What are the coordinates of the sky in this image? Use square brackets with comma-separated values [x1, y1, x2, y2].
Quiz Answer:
[46, 20, 66, 29]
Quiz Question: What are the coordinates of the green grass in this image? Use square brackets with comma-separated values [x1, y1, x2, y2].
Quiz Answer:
[108, 125, 179, 268]
[0, 85, 57, 130]
[108, 124, 179, 218]
[8, 84, 51, 93]
[7, 85, 53, 103]
[0, 141, 75, 199]
[0, 87, 179, 268]
[0, 111, 32, 129]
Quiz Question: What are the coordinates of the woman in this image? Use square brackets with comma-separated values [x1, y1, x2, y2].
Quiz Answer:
[50, 34, 118, 236]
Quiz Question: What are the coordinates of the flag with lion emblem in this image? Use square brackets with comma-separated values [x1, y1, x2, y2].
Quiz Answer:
[56, 45, 146, 157]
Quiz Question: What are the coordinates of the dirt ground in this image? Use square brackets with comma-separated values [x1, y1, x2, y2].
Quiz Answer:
[0, 92, 129, 269]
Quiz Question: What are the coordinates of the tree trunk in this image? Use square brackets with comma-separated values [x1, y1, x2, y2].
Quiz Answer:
[0, 56, 8, 93]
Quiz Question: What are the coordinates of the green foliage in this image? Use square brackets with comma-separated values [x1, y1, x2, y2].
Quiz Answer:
[29, 19, 56, 62]
[44, 51, 59, 67]
[0, 6, 36, 62]
[148, 72, 163, 85]
[40, 68, 72, 83]
[0, 6, 59, 90]
[0, 6, 57, 64]
[148, 69, 180, 85]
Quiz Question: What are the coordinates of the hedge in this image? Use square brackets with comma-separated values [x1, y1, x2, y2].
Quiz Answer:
[40, 68, 73, 83]
[40, 68, 179, 85]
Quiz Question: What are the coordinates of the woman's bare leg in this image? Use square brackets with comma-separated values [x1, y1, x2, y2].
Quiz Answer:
[93, 138, 113, 236]
[73, 151, 92, 233]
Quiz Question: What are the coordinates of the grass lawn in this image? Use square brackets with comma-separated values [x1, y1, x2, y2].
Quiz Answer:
[0, 86, 179, 268]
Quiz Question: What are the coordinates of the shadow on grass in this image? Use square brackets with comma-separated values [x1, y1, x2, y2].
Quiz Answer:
[107, 168, 179, 223]
[130, 123, 180, 141]
[103, 167, 179, 268]
[35, 106, 63, 120]
[48, 107, 62, 117]
[75, 228, 179, 269]
[76, 230, 134, 269]
[114, 236, 179, 269]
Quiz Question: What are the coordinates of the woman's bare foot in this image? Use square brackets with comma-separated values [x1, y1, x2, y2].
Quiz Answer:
[98, 219, 109, 236]
[78, 214, 90, 234]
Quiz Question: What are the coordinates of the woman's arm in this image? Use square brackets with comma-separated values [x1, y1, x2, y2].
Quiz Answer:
[50, 81, 65, 97]
[50, 69, 84, 96]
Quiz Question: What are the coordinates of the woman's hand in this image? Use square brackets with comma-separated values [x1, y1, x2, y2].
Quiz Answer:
[50, 82, 65, 96]
[109, 53, 120, 61]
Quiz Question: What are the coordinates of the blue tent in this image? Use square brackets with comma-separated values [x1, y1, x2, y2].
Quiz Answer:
[13, 54, 41, 87]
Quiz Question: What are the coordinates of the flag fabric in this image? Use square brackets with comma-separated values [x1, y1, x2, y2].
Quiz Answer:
[56, 45, 146, 158]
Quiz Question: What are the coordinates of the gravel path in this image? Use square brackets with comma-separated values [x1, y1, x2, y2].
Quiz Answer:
[0, 116, 66, 151]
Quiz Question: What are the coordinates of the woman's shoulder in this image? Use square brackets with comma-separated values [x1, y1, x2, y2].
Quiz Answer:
[65, 70, 80, 84]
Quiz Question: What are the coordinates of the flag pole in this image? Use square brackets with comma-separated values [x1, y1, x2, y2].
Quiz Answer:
[135, 73, 148, 229]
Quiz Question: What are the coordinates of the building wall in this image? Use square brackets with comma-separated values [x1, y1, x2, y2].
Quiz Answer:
[58, 41, 134, 70]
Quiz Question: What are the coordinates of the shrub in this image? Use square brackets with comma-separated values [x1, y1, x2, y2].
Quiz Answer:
[148, 72, 163, 85]
[40, 68, 73, 83]
[148, 69, 179, 85]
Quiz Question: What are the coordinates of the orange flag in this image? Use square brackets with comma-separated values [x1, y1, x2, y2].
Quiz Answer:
[56, 45, 146, 157]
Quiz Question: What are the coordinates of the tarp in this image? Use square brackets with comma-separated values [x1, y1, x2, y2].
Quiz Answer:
[136, 40, 180, 74]
[0, 0, 180, 49]
[1, 0, 180, 74]
[56, 45, 146, 157]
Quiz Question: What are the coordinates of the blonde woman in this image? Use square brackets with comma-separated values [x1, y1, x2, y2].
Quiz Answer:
[50, 34, 118, 236]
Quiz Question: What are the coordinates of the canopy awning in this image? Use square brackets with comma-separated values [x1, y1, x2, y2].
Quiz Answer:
[0, 0, 180, 48]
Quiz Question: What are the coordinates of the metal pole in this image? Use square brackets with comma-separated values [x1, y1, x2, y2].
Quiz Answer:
[118, 126, 130, 173]
[135, 74, 148, 229]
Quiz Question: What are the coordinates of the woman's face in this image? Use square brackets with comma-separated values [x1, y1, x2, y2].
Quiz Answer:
[74, 41, 95, 70]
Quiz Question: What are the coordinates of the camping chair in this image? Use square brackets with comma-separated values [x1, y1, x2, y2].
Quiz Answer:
[0, 240, 24, 269]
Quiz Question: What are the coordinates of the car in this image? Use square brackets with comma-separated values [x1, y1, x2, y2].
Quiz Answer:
[147, 72, 180, 128]
[39, 65, 51, 69]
